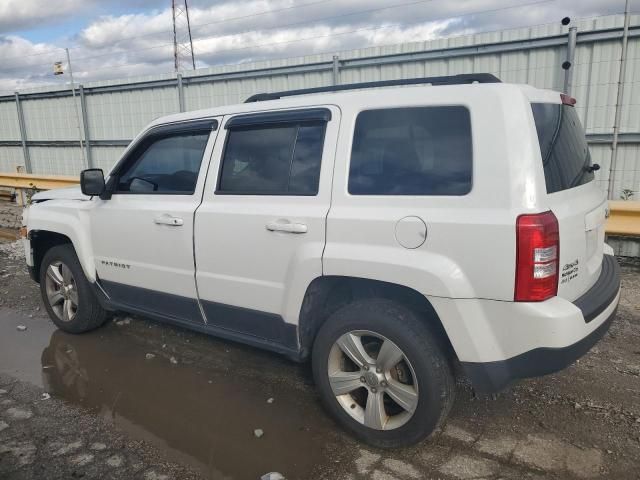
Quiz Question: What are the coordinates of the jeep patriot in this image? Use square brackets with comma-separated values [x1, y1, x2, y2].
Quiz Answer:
[21, 74, 620, 447]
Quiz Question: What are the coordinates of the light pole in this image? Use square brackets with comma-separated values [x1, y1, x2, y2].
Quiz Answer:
[65, 48, 87, 168]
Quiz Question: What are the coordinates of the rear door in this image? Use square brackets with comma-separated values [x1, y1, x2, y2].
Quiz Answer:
[194, 107, 339, 348]
[531, 102, 606, 301]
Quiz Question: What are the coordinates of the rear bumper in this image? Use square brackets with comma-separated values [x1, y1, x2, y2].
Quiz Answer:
[462, 303, 617, 393]
[573, 254, 620, 323]
[458, 254, 621, 393]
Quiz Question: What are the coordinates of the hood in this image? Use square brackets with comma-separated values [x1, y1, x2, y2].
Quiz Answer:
[31, 185, 89, 202]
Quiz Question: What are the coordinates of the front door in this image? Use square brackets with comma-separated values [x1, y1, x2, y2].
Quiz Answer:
[89, 118, 219, 323]
[194, 107, 339, 348]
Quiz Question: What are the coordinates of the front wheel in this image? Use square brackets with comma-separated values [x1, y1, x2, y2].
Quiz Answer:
[312, 299, 455, 448]
[39, 244, 108, 334]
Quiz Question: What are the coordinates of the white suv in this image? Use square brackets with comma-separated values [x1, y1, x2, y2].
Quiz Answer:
[21, 74, 620, 447]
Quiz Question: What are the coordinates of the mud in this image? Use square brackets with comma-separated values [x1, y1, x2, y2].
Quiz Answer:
[1, 237, 640, 479]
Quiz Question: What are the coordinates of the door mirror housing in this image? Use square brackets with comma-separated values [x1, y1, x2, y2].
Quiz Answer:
[80, 168, 105, 196]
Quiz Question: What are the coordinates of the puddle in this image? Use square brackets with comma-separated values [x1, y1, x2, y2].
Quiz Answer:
[0, 310, 355, 479]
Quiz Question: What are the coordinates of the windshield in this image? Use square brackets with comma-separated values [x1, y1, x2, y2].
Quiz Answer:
[531, 103, 594, 194]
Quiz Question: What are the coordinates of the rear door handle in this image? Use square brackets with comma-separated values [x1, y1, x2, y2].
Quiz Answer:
[154, 215, 184, 226]
[266, 221, 308, 234]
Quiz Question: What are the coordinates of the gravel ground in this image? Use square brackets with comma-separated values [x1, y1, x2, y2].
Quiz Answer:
[0, 374, 202, 480]
[1, 237, 640, 480]
[0, 204, 21, 230]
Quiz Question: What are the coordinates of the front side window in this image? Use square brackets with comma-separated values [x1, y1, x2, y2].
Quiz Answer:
[116, 131, 210, 194]
[349, 106, 472, 195]
[218, 122, 325, 195]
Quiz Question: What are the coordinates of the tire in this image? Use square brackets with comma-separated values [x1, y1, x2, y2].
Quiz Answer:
[312, 298, 455, 448]
[39, 244, 108, 334]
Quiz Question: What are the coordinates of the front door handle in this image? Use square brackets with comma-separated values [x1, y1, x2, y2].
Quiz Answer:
[154, 215, 184, 226]
[266, 221, 308, 234]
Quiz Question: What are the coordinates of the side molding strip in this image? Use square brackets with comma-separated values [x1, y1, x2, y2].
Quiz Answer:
[94, 279, 300, 357]
[200, 300, 298, 351]
[100, 280, 204, 325]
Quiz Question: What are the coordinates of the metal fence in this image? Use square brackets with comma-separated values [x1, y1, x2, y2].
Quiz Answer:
[1, 13, 639, 200]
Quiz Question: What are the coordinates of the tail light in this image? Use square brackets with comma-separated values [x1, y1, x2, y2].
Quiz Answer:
[515, 211, 559, 302]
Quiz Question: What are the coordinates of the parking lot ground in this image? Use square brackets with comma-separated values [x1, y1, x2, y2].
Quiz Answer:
[1, 238, 639, 480]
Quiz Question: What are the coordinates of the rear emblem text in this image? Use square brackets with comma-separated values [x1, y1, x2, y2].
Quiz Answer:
[561, 259, 579, 284]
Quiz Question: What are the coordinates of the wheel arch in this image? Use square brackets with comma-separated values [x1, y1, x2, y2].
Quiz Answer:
[29, 230, 75, 283]
[297, 276, 455, 361]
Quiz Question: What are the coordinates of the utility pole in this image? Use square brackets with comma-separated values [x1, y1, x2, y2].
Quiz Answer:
[65, 48, 87, 168]
[172, 0, 196, 72]
[608, 0, 632, 199]
[563, 27, 577, 95]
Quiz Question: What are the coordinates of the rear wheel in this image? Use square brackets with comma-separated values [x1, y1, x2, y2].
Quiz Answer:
[39, 244, 108, 333]
[312, 298, 455, 448]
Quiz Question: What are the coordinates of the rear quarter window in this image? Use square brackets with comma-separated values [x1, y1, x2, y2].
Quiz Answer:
[348, 106, 472, 195]
[531, 103, 594, 194]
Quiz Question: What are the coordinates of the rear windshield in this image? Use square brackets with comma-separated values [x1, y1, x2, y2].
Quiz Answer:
[531, 103, 594, 194]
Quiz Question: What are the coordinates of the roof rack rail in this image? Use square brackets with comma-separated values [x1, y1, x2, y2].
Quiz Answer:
[244, 73, 501, 103]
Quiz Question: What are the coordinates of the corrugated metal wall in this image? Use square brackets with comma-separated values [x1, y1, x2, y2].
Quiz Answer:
[86, 86, 178, 140]
[0, 147, 23, 172]
[0, 102, 20, 140]
[1, 13, 639, 199]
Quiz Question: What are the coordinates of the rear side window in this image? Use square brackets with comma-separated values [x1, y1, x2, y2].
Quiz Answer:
[531, 103, 594, 194]
[349, 107, 472, 195]
[218, 122, 325, 195]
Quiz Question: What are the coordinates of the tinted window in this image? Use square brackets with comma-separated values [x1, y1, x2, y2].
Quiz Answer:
[288, 125, 325, 194]
[349, 107, 472, 195]
[218, 122, 325, 195]
[531, 103, 594, 193]
[116, 132, 209, 194]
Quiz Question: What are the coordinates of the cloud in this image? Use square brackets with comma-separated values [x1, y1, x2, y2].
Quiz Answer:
[0, 35, 68, 92]
[79, 10, 173, 49]
[0, 0, 627, 93]
[0, 0, 89, 34]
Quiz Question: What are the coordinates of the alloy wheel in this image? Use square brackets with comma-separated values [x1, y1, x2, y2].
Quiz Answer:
[45, 261, 78, 322]
[327, 330, 419, 430]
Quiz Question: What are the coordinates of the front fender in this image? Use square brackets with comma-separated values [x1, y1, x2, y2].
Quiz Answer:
[27, 200, 96, 282]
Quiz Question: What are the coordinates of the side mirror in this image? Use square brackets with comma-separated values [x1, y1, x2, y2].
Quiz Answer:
[80, 168, 105, 196]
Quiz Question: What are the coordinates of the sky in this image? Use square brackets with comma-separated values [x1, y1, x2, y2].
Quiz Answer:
[0, 0, 628, 93]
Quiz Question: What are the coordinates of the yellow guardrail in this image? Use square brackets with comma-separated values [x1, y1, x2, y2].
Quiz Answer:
[606, 201, 640, 237]
[0, 172, 638, 237]
[0, 172, 79, 206]
[0, 172, 79, 190]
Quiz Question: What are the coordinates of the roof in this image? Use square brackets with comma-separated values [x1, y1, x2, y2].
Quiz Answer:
[148, 81, 561, 129]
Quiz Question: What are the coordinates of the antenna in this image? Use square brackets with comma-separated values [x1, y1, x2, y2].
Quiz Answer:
[172, 0, 196, 72]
